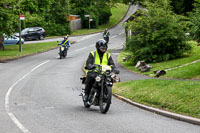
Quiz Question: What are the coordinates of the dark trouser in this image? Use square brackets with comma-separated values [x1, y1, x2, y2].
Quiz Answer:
[85, 72, 98, 95]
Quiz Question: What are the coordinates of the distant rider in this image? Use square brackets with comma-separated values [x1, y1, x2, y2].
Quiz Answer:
[84, 39, 117, 102]
[58, 35, 71, 52]
[102, 28, 110, 43]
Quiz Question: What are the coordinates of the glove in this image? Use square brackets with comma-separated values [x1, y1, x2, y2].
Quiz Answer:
[85, 64, 96, 70]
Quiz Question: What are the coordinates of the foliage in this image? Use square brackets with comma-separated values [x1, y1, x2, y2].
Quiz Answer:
[188, 1, 200, 42]
[0, 0, 70, 37]
[125, 0, 191, 64]
[70, 0, 119, 28]
[0, 0, 17, 36]
[170, 0, 194, 15]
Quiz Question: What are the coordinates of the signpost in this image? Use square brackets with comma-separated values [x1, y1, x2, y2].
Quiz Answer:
[19, 14, 25, 52]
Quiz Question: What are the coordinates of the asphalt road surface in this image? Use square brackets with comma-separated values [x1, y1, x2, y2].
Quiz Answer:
[0, 5, 199, 133]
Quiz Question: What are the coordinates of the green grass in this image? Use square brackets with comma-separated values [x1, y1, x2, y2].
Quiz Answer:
[113, 79, 200, 118]
[114, 40, 200, 118]
[0, 42, 57, 61]
[118, 41, 200, 79]
[71, 3, 129, 36]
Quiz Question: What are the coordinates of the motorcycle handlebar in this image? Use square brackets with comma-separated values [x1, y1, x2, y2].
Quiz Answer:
[85, 64, 120, 74]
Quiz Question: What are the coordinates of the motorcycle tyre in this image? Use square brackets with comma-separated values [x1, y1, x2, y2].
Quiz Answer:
[59, 48, 62, 59]
[64, 51, 67, 58]
[83, 101, 91, 108]
[99, 86, 112, 114]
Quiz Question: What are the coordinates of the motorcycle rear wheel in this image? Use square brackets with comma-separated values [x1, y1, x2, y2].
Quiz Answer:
[99, 86, 112, 114]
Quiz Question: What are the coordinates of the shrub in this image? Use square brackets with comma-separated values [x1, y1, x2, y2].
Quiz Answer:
[189, 2, 200, 42]
[125, 0, 191, 64]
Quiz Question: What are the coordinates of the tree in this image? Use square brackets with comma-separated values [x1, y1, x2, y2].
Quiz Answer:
[70, 0, 119, 28]
[125, 0, 191, 64]
[170, 0, 194, 15]
[0, 0, 18, 48]
[189, 0, 200, 42]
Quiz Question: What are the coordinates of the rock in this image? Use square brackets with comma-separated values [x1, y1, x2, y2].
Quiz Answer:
[123, 55, 131, 62]
[154, 70, 166, 77]
[140, 65, 151, 72]
[135, 61, 146, 69]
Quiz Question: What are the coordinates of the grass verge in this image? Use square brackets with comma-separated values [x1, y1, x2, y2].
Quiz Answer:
[118, 41, 200, 79]
[0, 42, 57, 61]
[113, 79, 200, 118]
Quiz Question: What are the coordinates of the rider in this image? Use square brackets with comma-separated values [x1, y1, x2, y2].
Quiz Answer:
[103, 28, 110, 43]
[84, 39, 117, 101]
[58, 35, 71, 52]
[103, 28, 110, 37]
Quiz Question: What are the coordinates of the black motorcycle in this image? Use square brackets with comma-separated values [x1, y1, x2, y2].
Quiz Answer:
[80, 65, 119, 114]
[59, 45, 67, 59]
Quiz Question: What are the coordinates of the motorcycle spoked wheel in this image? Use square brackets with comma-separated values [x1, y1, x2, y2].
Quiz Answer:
[83, 89, 95, 108]
[99, 86, 112, 114]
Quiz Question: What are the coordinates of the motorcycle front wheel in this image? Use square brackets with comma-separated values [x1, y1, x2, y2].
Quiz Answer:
[59, 48, 62, 59]
[84, 101, 91, 108]
[99, 85, 112, 114]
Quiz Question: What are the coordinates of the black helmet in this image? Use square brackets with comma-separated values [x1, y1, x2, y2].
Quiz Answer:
[96, 39, 107, 51]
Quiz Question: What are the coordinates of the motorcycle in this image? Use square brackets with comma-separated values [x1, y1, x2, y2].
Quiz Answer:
[80, 65, 120, 114]
[57, 41, 69, 59]
[103, 34, 109, 44]
[59, 45, 67, 59]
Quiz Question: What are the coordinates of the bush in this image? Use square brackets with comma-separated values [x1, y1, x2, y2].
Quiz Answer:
[189, 2, 200, 42]
[44, 21, 71, 36]
[125, 0, 191, 64]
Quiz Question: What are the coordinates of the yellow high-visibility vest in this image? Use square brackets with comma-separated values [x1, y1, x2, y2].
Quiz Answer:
[91, 50, 110, 65]
[85, 51, 110, 74]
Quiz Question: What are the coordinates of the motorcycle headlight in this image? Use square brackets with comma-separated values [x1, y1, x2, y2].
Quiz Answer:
[95, 76, 101, 82]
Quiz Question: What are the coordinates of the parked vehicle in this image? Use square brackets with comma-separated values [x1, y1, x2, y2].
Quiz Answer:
[3, 34, 24, 45]
[13, 27, 46, 41]
[80, 65, 120, 114]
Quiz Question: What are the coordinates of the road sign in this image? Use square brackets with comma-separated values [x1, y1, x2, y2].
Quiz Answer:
[20, 14, 25, 20]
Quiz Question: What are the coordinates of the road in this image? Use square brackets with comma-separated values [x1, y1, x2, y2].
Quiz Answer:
[0, 5, 199, 133]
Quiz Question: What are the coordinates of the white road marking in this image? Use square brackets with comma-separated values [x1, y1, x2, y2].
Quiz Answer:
[76, 33, 100, 42]
[111, 35, 117, 39]
[90, 44, 95, 47]
[119, 32, 124, 35]
[74, 47, 87, 52]
[5, 60, 50, 133]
